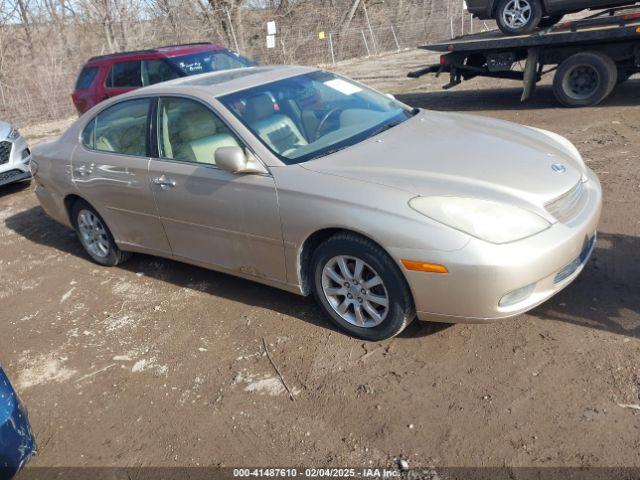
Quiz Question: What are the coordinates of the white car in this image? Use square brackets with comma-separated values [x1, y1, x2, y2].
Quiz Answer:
[0, 121, 31, 187]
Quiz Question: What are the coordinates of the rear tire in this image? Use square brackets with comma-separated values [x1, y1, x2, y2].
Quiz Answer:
[311, 232, 415, 341]
[495, 0, 543, 35]
[553, 52, 617, 107]
[71, 200, 131, 266]
[538, 14, 563, 29]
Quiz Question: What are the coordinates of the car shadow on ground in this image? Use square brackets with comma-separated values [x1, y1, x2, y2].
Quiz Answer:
[4, 206, 447, 339]
[396, 78, 640, 112]
[531, 231, 640, 338]
[6, 208, 638, 340]
[0, 180, 31, 198]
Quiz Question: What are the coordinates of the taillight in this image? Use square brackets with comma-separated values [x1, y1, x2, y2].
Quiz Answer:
[72, 95, 86, 115]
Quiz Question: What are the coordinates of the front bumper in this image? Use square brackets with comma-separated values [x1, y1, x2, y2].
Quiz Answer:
[391, 171, 602, 323]
[0, 135, 31, 187]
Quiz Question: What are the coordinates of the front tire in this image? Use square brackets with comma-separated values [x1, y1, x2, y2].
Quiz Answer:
[311, 232, 415, 341]
[553, 51, 617, 107]
[495, 0, 543, 35]
[71, 200, 130, 266]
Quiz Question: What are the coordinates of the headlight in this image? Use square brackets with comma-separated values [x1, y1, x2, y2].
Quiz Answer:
[7, 127, 20, 141]
[409, 196, 550, 244]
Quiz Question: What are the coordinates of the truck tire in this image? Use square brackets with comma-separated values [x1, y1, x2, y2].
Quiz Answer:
[495, 0, 543, 35]
[538, 14, 563, 29]
[553, 52, 618, 107]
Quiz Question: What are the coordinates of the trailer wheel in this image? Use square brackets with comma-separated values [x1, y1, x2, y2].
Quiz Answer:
[538, 14, 563, 29]
[495, 0, 543, 35]
[553, 52, 617, 107]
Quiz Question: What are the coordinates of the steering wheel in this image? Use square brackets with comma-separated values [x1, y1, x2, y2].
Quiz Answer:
[314, 108, 344, 141]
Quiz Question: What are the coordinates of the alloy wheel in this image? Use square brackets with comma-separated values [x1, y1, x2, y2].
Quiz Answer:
[77, 209, 110, 259]
[321, 255, 389, 328]
[502, 0, 532, 29]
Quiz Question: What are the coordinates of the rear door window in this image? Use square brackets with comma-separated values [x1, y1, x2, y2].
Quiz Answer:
[107, 61, 142, 88]
[75, 67, 99, 90]
[81, 118, 96, 148]
[85, 98, 150, 156]
[142, 59, 181, 85]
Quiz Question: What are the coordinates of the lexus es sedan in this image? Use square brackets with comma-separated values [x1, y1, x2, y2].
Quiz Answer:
[0, 121, 31, 188]
[31, 66, 602, 341]
[466, 0, 635, 34]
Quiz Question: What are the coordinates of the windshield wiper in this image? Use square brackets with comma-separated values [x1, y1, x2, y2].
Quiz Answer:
[314, 147, 347, 159]
[368, 121, 403, 139]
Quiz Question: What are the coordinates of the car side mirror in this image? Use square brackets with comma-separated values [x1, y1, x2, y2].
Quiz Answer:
[215, 146, 267, 174]
[386, 93, 396, 100]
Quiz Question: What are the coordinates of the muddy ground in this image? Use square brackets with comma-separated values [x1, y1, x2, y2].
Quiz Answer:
[1, 49, 640, 471]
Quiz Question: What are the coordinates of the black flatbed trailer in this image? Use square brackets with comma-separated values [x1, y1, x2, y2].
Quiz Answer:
[409, 7, 640, 107]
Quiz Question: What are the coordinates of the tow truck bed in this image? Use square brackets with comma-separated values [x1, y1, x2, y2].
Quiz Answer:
[409, 8, 640, 107]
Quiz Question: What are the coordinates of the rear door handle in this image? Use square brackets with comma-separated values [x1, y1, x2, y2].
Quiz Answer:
[152, 176, 176, 188]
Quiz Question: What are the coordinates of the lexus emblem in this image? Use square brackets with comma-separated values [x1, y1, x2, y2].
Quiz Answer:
[551, 163, 567, 173]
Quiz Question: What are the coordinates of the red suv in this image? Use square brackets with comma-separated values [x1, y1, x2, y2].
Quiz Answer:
[72, 42, 254, 114]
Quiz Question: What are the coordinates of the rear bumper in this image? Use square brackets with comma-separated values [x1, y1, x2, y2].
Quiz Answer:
[34, 183, 72, 227]
[391, 171, 602, 323]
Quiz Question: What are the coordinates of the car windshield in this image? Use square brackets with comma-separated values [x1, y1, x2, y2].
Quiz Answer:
[218, 71, 417, 164]
[167, 50, 254, 76]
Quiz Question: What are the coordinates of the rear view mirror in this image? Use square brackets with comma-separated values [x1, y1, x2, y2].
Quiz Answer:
[215, 147, 267, 174]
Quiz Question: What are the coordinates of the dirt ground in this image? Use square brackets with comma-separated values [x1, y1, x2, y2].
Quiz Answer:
[2, 49, 640, 471]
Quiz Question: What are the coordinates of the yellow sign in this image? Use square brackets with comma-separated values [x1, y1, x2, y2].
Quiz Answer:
[319, 31, 326, 40]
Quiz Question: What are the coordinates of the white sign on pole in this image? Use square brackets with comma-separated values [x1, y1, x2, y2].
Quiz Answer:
[266, 35, 276, 49]
[463, 0, 468, 10]
[267, 21, 277, 35]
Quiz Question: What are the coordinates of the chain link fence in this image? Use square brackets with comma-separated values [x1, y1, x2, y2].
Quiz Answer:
[0, 4, 487, 126]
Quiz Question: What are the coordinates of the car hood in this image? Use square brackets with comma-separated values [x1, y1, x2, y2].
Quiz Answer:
[301, 111, 585, 207]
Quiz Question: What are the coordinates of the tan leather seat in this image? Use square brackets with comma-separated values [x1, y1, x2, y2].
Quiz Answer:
[167, 104, 240, 164]
[245, 93, 307, 155]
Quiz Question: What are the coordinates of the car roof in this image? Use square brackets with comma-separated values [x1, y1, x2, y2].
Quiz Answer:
[85, 42, 226, 65]
[114, 65, 319, 100]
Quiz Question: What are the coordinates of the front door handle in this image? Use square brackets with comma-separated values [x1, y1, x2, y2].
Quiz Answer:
[152, 176, 176, 188]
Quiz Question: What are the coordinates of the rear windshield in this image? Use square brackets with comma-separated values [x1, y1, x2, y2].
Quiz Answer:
[75, 67, 99, 90]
